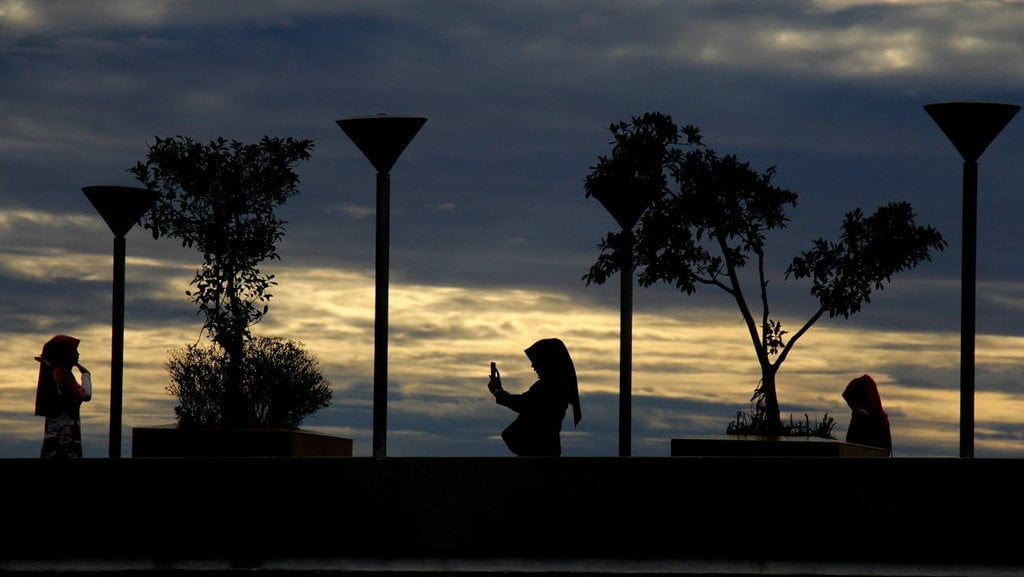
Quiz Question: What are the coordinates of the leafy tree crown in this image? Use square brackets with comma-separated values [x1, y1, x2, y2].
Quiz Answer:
[130, 135, 314, 348]
[583, 112, 946, 431]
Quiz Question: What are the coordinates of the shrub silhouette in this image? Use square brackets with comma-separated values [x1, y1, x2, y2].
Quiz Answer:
[167, 336, 332, 429]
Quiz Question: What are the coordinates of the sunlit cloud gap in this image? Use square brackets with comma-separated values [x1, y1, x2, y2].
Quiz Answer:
[1, 263, 1022, 457]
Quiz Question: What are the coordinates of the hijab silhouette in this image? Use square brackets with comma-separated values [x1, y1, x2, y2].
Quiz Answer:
[494, 338, 581, 456]
[842, 374, 892, 456]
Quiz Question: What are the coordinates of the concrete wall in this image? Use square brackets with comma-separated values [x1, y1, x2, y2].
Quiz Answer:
[2, 457, 1020, 568]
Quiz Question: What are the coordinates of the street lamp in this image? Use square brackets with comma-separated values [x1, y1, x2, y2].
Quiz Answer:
[82, 185, 159, 458]
[337, 114, 426, 459]
[588, 186, 656, 457]
[924, 101, 1019, 458]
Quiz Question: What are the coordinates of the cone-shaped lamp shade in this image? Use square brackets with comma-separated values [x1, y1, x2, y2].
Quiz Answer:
[591, 188, 656, 230]
[925, 102, 1019, 162]
[337, 114, 427, 173]
[83, 186, 160, 237]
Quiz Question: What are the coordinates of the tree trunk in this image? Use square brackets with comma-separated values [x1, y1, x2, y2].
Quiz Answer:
[221, 257, 247, 428]
[223, 333, 246, 427]
[759, 365, 784, 433]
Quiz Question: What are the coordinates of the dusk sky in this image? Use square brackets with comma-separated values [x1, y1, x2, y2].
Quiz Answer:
[3, 1, 1024, 458]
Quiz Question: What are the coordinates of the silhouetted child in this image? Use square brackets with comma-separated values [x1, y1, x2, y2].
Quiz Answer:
[842, 374, 892, 456]
[487, 338, 582, 456]
[34, 334, 92, 459]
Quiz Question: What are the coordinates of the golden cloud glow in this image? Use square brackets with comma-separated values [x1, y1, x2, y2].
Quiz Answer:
[810, 0, 949, 10]
[759, 27, 923, 74]
[1, 264, 1021, 458]
[0, 0, 35, 25]
[0, 209, 94, 232]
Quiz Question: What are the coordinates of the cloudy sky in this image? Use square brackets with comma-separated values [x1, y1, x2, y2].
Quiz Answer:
[2, 1, 1024, 458]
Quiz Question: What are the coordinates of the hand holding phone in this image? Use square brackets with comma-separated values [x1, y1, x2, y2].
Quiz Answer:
[488, 362, 502, 395]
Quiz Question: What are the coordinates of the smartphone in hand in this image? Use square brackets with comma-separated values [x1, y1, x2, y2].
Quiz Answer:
[488, 362, 501, 395]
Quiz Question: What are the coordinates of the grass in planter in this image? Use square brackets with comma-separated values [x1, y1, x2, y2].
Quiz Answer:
[727, 396, 836, 439]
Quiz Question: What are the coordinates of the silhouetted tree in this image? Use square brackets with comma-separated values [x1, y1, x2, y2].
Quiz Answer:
[584, 112, 947, 433]
[130, 135, 314, 427]
[167, 336, 332, 429]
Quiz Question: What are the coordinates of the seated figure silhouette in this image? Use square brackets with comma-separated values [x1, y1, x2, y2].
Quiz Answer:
[842, 374, 892, 456]
[487, 338, 582, 456]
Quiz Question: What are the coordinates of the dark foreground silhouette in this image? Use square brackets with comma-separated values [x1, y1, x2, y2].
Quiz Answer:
[843, 373, 893, 456]
[488, 337, 582, 456]
[34, 334, 92, 459]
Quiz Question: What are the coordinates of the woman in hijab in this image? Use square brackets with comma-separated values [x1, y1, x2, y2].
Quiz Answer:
[34, 334, 92, 459]
[487, 337, 582, 456]
[842, 374, 892, 456]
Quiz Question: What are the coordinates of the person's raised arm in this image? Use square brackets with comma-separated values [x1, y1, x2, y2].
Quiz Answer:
[76, 363, 92, 402]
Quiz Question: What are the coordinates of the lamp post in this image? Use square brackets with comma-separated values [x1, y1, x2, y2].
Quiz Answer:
[588, 189, 654, 457]
[924, 101, 1019, 458]
[82, 185, 159, 458]
[337, 114, 426, 459]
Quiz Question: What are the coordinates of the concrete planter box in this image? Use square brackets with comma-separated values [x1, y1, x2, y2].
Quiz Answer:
[131, 424, 353, 457]
[671, 434, 889, 457]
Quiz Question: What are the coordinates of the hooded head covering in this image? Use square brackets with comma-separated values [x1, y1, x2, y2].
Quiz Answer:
[842, 374, 887, 418]
[524, 338, 582, 426]
[37, 335, 81, 368]
[34, 335, 81, 417]
[842, 373, 892, 455]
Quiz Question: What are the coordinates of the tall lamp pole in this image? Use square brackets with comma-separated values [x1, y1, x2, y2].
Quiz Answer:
[337, 114, 426, 459]
[924, 101, 1019, 458]
[82, 185, 159, 458]
[588, 190, 652, 457]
